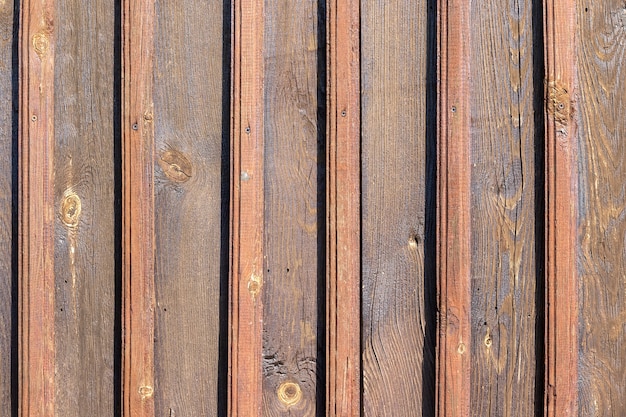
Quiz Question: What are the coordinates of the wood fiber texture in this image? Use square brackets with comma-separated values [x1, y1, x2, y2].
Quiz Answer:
[577, 0, 626, 414]
[53, 0, 116, 415]
[360, 1, 435, 416]
[0, 0, 15, 413]
[261, 0, 322, 415]
[152, 0, 225, 415]
[469, 0, 539, 415]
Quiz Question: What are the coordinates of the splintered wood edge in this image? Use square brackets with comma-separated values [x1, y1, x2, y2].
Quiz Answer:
[228, 0, 265, 415]
[436, 0, 471, 416]
[19, 1, 56, 416]
[544, 1, 578, 416]
[326, 0, 361, 416]
[122, 0, 156, 415]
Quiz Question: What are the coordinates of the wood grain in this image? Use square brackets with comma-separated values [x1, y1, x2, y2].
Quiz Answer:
[261, 0, 321, 415]
[122, 0, 156, 415]
[437, 0, 471, 416]
[327, 0, 360, 415]
[576, 0, 626, 415]
[229, 0, 264, 414]
[360, 0, 434, 416]
[19, 0, 56, 415]
[53, 0, 116, 414]
[151, 0, 225, 414]
[543, 1, 578, 416]
[468, 0, 539, 415]
[0, 0, 15, 413]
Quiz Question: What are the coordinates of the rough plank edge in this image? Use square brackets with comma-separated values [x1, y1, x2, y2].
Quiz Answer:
[228, 0, 264, 415]
[19, 1, 56, 416]
[326, 0, 361, 416]
[543, 1, 578, 416]
[436, 0, 472, 416]
[122, 0, 156, 415]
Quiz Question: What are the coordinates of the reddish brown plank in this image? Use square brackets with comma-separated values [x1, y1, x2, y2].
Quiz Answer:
[543, 1, 578, 416]
[19, 0, 56, 415]
[122, 0, 156, 415]
[327, 0, 360, 415]
[229, 0, 264, 415]
[437, 0, 471, 416]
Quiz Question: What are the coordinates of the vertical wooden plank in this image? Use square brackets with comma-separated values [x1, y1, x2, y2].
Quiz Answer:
[229, 0, 264, 414]
[327, 0, 360, 415]
[576, 0, 626, 414]
[0, 0, 15, 413]
[360, 0, 433, 415]
[437, 0, 471, 416]
[468, 0, 539, 414]
[151, 0, 226, 414]
[260, 0, 322, 415]
[53, 0, 116, 414]
[19, 0, 56, 415]
[122, 0, 155, 414]
[543, 0, 578, 416]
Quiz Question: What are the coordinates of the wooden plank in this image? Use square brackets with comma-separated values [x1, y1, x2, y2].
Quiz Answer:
[436, 0, 471, 416]
[151, 0, 225, 414]
[228, 0, 264, 414]
[53, 0, 116, 414]
[122, 0, 156, 414]
[468, 0, 539, 414]
[360, 0, 434, 415]
[0, 0, 15, 413]
[327, 0, 360, 415]
[543, 1, 578, 416]
[576, 0, 626, 414]
[260, 0, 322, 415]
[19, 0, 56, 415]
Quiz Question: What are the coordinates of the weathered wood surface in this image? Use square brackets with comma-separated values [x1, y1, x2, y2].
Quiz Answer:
[261, 0, 321, 415]
[326, 0, 360, 415]
[0, 0, 15, 414]
[152, 0, 226, 415]
[577, 0, 626, 415]
[469, 0, 539, 415]
[544, 1, 578, 416]
[19, 0, 56, 415]
[360, 0, 435, 416]
[53, 0, 117, 415]
[437, 0, 472, 416]
[122, 0, 156, 415]
[229, 0, 265, 414]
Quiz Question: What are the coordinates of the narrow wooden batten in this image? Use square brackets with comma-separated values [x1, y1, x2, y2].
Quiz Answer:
[122, 0, 156, 415]
[19, 0, 56, 415]
[436, 0, 472, 415]
[544, 0, 578, 415]
[228, 0, 265, 415]
[326, 0, 361, 415]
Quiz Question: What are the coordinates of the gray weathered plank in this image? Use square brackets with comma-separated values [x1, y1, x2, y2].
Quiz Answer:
[53, 0, 117, 414]
[468, 0, 538, 414]
[152, 0, 225, 414]
[360, 1, 434, 416]
[577, 1, 626, 414]
[261, 0, 322, 415]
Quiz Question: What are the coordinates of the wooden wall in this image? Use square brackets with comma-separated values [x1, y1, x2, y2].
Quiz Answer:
[1, 0, 626, 416]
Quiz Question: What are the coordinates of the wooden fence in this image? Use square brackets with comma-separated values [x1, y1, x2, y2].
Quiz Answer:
[1, 0, 625, 415]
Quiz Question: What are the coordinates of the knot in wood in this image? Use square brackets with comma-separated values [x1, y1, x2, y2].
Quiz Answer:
[547, 81, 571, 127]
[158, 149, 192, 183]
[138, 385, 153, 399]
[277, 381, 302, 407]
[32, 32, 50, 59]
[247, 274, 262, 298]
[61, 192, 82, 228]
